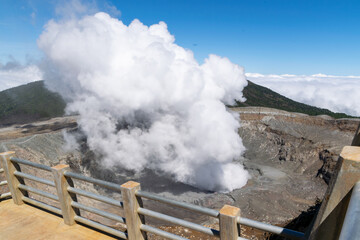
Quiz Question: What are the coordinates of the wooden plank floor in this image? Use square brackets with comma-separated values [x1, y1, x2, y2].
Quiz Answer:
[0, 199, 118, 240]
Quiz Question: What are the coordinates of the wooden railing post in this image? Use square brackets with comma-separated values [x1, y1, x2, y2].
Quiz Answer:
[0, 151, 25, 205]
[310, 146, 360, 239]
[352, 123, 360, 146]
[51, 164, 78, 225]
[121, 181, 147, 240]
[219, 205, 241, 240]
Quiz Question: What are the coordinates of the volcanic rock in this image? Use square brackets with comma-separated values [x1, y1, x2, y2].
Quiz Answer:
[0, 107, 358, 231]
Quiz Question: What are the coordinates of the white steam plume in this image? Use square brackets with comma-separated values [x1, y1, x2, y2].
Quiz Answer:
[246, 73, 360, 116]
[38, 12, 249, 191]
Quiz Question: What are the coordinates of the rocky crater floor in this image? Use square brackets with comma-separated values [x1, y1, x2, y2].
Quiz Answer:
[0, 107, 359, 238]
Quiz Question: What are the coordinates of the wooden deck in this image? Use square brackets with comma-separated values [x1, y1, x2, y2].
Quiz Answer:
[0, 199, 117, 240]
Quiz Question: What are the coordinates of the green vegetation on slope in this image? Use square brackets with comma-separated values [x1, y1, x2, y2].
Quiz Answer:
[0, 81, 66, 126]
[233, 80, 353, 119]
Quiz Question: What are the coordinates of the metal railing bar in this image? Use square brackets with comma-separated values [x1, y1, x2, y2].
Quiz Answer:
[67, 187, 123, 208]
[0, 168, 4, 173]
[74, 215, 128, 239]
[64, 171, 122, 192]
[0, 192, 11, 199]
[11, 157, 52, 172]
[138, 207, 220, 237]
[0, 180, 7, 186]
[237, 217, 305, 239]
[238, 237, 249, 240]
[140, 224, 188, 240]
[71, 201, 125, 224]
[14, 171, 55, 187]
[22, 196, 62, 215]
[136, 190, 219, 218]
[339, 181, 360, 240]
[18, 184, 59, 201]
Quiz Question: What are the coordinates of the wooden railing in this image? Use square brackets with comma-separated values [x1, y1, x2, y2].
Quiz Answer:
[309, 143, 360, 239]
[352, 123, 360, 146]
[0, 164, 10, 200]
[0, 151, 306, 240]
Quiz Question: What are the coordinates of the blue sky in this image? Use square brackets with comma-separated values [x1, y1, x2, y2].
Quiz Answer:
[1, 0, 360, 75]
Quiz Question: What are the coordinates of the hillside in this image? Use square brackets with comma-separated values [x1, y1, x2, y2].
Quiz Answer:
[234, 80, 353, 119]
[0, 81, 65, 126]
[0, 80, 354, 126]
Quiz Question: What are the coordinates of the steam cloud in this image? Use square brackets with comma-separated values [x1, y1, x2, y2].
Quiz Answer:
[38, 12, 249, 191]
[246, 73, 360, 116]
[0, 61, 43, 91]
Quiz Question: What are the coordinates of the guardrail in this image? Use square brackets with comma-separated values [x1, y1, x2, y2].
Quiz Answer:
[339, 181, 360, 239]
[0, 151, 305, 240]
[351, 123, 360, 146]
[136, 189, 220, 239]
[5, 154, 62, 215]
[0, 165, 11, 200]
[62, 169, 127, 239]
[0, 158, 11, 200]
[309, 145, 360, 240]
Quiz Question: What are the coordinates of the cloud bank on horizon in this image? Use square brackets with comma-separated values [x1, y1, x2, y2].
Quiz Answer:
[38, 12, 249, 192]
[246, 73, 360, 116]
[0, 61, 42, 91]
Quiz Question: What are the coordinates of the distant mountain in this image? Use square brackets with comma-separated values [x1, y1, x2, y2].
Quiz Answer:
[0, 81, 66, 126]
[0, 80, 354, 126]
[233, 80, 353, 119]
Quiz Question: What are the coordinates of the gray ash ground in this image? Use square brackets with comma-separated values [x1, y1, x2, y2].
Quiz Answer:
[0, 107, 358, 238]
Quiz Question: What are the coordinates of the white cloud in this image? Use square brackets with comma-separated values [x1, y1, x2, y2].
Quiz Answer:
[38, 12, 249, 191]
[30, 12, 36, 25]
[246, 73, 360, 116]
[104, 2, 121, 17]
[0, 62, 43, 91]
[55, 0, 98, 19]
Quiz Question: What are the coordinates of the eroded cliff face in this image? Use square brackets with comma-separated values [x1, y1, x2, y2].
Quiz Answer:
[233, 107, 358, 225]
[0, 107, 358, 228]
[237, 107, 358, 183]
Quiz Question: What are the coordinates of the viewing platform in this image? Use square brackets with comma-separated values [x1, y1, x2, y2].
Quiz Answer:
[0, 199, 115, 240]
